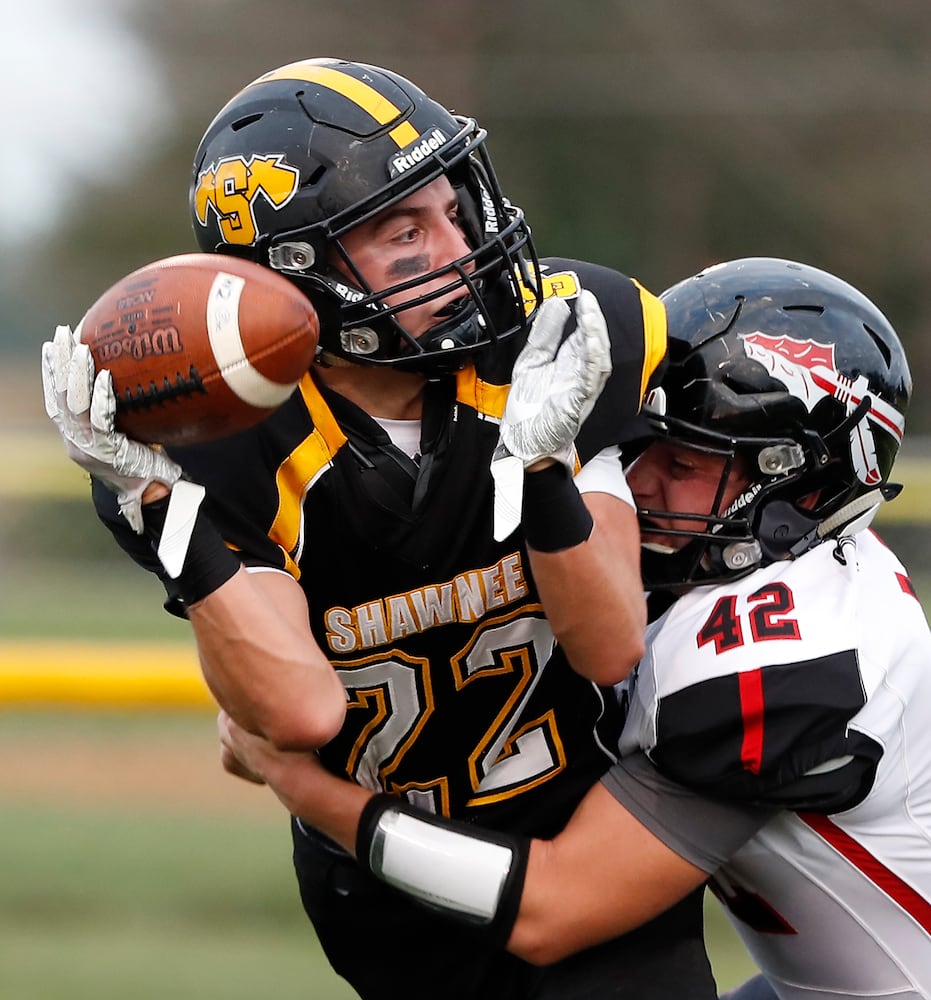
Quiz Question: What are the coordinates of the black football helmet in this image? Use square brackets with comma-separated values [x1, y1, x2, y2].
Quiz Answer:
[190, 58, 542, 374]
[636, 257, 911, 589]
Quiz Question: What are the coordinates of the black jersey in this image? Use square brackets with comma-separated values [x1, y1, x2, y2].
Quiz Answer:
[94, 257, 666, 838]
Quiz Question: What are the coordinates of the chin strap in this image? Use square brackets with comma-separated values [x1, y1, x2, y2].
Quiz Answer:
[788, 484, 900, 558]
[752, 481, 902, 564]
[816, 484, 901, 538]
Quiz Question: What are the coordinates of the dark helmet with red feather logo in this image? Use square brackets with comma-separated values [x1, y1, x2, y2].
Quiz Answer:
[636, 257, 911, 589]
[190, 58, 542, 374]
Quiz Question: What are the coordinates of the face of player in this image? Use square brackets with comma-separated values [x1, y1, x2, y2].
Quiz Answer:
[626, 440, 751, 551]
[336, 176, 474, 342]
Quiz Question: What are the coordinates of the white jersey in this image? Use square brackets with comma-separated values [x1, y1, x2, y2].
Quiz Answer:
[610, 530, 931, 998]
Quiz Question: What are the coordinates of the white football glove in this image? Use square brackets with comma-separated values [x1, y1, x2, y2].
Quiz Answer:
[41, 324, 182, 533]
[491, 290, 612, 540]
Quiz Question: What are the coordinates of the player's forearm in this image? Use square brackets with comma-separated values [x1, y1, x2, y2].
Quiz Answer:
[265, 753, 369, 849]
[218, 710, 368, 848]
[190, 572, 347, 750]
[528, 493, 645, 685]
[507, 783, 708, 965]
[507, 835, 640, 964]
[222, 718, 702, 967]
[140, 484, 346, 749]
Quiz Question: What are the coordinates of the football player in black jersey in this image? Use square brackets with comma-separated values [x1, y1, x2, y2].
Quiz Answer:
[218, 258, 929, 1000]
[42, 59, 717, 999]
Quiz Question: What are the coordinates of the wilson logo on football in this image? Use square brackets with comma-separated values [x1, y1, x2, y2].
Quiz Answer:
[94, 326, 183, 364]
[193, 153, 300, 246]
[741, 331, 905, 486]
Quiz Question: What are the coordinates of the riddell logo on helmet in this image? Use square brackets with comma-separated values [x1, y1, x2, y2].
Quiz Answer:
[477, 179, 499, 235]
[721, 482, 764, 521]
[388, 128, 449, 177]
[330, 280, 364, 303]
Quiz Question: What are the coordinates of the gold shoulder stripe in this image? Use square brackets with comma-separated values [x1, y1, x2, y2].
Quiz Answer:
[632, 279, 668, 401]
[269, 374, 349, 577]
[456, 365, 509, 421]
[249, 62, 419, 148]
[517, 267, 581, 316]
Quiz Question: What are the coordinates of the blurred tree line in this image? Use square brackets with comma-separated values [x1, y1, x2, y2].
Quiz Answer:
[4, 0, 930, 427]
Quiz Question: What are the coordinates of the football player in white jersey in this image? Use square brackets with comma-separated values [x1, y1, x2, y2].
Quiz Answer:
[218, 258, 930, 999]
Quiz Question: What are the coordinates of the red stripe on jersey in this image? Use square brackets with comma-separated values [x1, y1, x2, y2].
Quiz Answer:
[800, 812, 931, 934]
[738, 668, 765, 774]
[896, 572, 918, 600]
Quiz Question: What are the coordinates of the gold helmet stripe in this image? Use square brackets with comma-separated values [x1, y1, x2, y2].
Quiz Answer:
[249, 61, 420, 148]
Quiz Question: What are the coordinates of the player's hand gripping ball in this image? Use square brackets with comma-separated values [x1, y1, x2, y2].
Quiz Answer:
[76, 253, 320, 445]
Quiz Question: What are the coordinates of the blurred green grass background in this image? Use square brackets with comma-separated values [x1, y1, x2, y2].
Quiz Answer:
[0, 713, 358, 999]
[0, 710, 759, 998]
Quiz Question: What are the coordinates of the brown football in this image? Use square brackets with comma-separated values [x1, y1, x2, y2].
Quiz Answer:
[77, 253, 320, 446]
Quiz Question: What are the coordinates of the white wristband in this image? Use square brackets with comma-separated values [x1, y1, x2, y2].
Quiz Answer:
[154, 480, 207, 578]
[370, 808, 514, 922]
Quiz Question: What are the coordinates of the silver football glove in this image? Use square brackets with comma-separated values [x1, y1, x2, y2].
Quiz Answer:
[41, 324, 182, 533]
[491, 290, 612, 541]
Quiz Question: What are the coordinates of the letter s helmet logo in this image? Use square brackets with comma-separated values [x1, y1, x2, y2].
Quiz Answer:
[193, 153, 299, 246]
